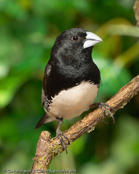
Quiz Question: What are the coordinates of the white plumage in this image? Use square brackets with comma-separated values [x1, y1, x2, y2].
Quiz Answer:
[46, 81, 98, 119]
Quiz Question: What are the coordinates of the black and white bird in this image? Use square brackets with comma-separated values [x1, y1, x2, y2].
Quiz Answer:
[35, 28, 113, 153]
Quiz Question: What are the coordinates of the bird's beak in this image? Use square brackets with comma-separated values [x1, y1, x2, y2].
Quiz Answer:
[83, 32, 102, 49]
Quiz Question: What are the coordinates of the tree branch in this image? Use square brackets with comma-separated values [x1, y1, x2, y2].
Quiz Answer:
[134, 0, 139, 28]
[30, 75, 139, 174]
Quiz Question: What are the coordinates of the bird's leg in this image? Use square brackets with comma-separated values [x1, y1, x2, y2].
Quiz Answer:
[90, 103, 115, 124]
[56, 117, 70, 154]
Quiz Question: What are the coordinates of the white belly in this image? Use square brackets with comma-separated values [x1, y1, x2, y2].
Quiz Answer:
[47, 81, 98, 119]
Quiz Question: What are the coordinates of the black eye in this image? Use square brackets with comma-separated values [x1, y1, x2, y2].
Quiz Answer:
[72, 36, 79, 41]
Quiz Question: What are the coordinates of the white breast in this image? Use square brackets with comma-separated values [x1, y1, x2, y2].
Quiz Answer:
[46, 81, 98, 120]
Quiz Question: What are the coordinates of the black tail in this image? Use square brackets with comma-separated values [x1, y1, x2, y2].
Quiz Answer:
[35, 113, 55, 129]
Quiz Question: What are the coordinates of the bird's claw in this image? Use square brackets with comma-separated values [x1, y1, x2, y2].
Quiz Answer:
[90, 102, 115, 124]
[98, 103, 115, 124]
[56, 130, 70, 154]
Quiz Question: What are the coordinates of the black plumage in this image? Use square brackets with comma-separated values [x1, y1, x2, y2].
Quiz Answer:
[43, 28, 100, 103]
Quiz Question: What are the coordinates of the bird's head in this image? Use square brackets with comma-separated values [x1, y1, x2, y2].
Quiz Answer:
[51, 28, 102, 65]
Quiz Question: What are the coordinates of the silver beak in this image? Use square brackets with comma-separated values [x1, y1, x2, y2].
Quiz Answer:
[83, 32, 102, 49]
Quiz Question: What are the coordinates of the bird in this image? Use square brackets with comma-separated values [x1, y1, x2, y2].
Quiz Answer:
[35, 28, 114, 153]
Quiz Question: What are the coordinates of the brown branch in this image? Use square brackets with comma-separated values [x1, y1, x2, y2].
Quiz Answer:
[30, 75, 139, 174]
[134, 0, 139, 28]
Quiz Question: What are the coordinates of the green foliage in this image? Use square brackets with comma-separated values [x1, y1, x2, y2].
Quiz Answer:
[79, 116, 139, 174]
[0, 0, 139, 173]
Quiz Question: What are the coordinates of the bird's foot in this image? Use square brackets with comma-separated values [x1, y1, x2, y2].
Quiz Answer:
[56, 129, 70, 154]
[90, 102, 115, 124]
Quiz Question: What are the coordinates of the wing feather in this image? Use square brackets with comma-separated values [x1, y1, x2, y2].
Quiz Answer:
[42, 63, 51, 106]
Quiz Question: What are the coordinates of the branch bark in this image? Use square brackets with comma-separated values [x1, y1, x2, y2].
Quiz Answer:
[30, 75, 139, 174]
[134, 0, 139, 28]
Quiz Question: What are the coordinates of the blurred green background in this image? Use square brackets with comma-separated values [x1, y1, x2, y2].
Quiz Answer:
[0, 0, 139, 174]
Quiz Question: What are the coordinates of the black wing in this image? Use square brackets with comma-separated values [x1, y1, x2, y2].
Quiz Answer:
[42, 63, 51, 106]
[35, 63, 54, 129]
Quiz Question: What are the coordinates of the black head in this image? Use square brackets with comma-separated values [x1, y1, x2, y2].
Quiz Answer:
[51, 28, 102, 65]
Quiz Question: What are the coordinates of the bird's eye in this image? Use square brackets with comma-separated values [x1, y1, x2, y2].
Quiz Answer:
[72, 36, 79, 41]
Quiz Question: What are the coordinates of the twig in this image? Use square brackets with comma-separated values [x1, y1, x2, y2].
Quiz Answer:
[30, 75, 139, 174]
[134, 0, 139, 28]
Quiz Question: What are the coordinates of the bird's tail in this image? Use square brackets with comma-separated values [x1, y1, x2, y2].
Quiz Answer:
[35, 113, 56, 129]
